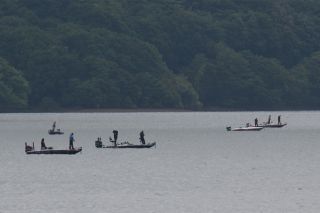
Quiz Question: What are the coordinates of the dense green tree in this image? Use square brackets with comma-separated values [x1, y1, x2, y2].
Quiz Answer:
[0, 57, 29, 109]
[289, 52, 320, 107]
[1, 0, 320, 110]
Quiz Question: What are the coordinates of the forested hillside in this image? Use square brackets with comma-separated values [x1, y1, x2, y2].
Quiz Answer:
[1, 0, 320, 110]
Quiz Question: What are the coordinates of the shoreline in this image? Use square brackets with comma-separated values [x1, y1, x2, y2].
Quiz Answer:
[1, 107, 320, 113]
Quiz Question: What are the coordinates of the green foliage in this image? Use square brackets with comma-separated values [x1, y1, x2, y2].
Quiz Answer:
[289, 52, 320, 107]
[0, 0, 320, 110]
[0, 57, 29, 109]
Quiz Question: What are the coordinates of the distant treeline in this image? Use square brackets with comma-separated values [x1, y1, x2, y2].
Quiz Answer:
[1, 0, 320, 110]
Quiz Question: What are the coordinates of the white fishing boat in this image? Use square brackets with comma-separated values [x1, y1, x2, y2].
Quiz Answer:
[226, 126, 264, 131]
[258, 123, 287, 128]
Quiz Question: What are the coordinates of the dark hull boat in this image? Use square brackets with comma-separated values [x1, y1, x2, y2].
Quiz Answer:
[226, 126, 263, 131]
[105, 142, 156, 149]
[48, 129, 64, 135]
[95, 139, 156, 149]
[26, 147, 82, 155]
[258, 123, 287, 128]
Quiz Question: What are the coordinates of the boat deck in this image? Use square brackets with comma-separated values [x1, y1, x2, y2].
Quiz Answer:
[26, 147, 82, 154]
[102, 142, 156, 149]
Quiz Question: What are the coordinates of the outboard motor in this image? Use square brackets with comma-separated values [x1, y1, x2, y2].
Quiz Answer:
[95, 137, 103, 148]
[109, 136, 117, 147]
[226, 126, 231, 131]
[25, 142, 33, 152]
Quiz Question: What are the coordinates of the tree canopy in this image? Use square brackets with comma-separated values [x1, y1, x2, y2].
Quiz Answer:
[0, 0, 320, 110]
[0, 57, 29, 109]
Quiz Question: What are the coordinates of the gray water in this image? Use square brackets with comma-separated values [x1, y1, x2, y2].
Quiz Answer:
[0, 112, 320, 213]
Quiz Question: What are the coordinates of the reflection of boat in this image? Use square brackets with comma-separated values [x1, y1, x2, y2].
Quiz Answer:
[48, 129, 64, 135]
[258, 123, 287, 128]
[226, 126, 264, 131]
[95, 138, 156, 149]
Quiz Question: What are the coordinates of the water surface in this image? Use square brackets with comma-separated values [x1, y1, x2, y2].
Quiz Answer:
[0, 112, 319, 213]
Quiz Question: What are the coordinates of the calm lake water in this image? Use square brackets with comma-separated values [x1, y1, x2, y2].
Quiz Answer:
[0, 111, 320, 213]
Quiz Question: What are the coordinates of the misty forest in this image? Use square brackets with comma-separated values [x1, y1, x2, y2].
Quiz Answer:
[1, 0, 320, 110]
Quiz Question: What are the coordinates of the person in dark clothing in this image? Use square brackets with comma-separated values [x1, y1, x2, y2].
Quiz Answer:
[52, 121, 56, 131]
[254, 118, 258, 127]
[278, 115, 281, 125]
[41, 138, 47, 150]
[113, 130, 118, 147]
[95, 137, 103, 148]
[139, 131, 145, 145]
[113, 130, 118, 142]
[25, 142, 33, 152]
[69, 133, 75, 150]
[267, 115, 271, 124]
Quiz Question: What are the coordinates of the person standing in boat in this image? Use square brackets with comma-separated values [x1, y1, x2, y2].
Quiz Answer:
[139, 131, 145, 145]
[69, 133, 75, 149]
[25, 142, 33, 152]
[52, 121, 56, 131]
[254, 118, 258, 127]
[41, 138, 47, 150]
[267, 115, 271, 124]
[113, 130, 118, 147]
[278, 115, 281, 125]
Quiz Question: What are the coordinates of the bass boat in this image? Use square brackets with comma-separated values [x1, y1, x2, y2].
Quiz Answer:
[95, 138, 156, 149]
[258, 123, 287, 128]
[48, 121, 64, 135]
[25, 142, 82, 154]
[26, 148, 82, 154]
[48, 129, 64, 135]
[226, 126, 264, 131]
[105, 142, 156, 149]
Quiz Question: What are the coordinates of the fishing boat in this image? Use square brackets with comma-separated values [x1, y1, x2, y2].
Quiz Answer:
[48, 121, 64, 135]
[105, 142, 156, 149]
[25, 142, 82, 154]
[226, 126, 264, 131]
[48, 129, 64, 135]
[95, 137, 156, 149]
[258, 115, 287, 128]
[258, 123, 287, 128]
[26, 148, 82, 154]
